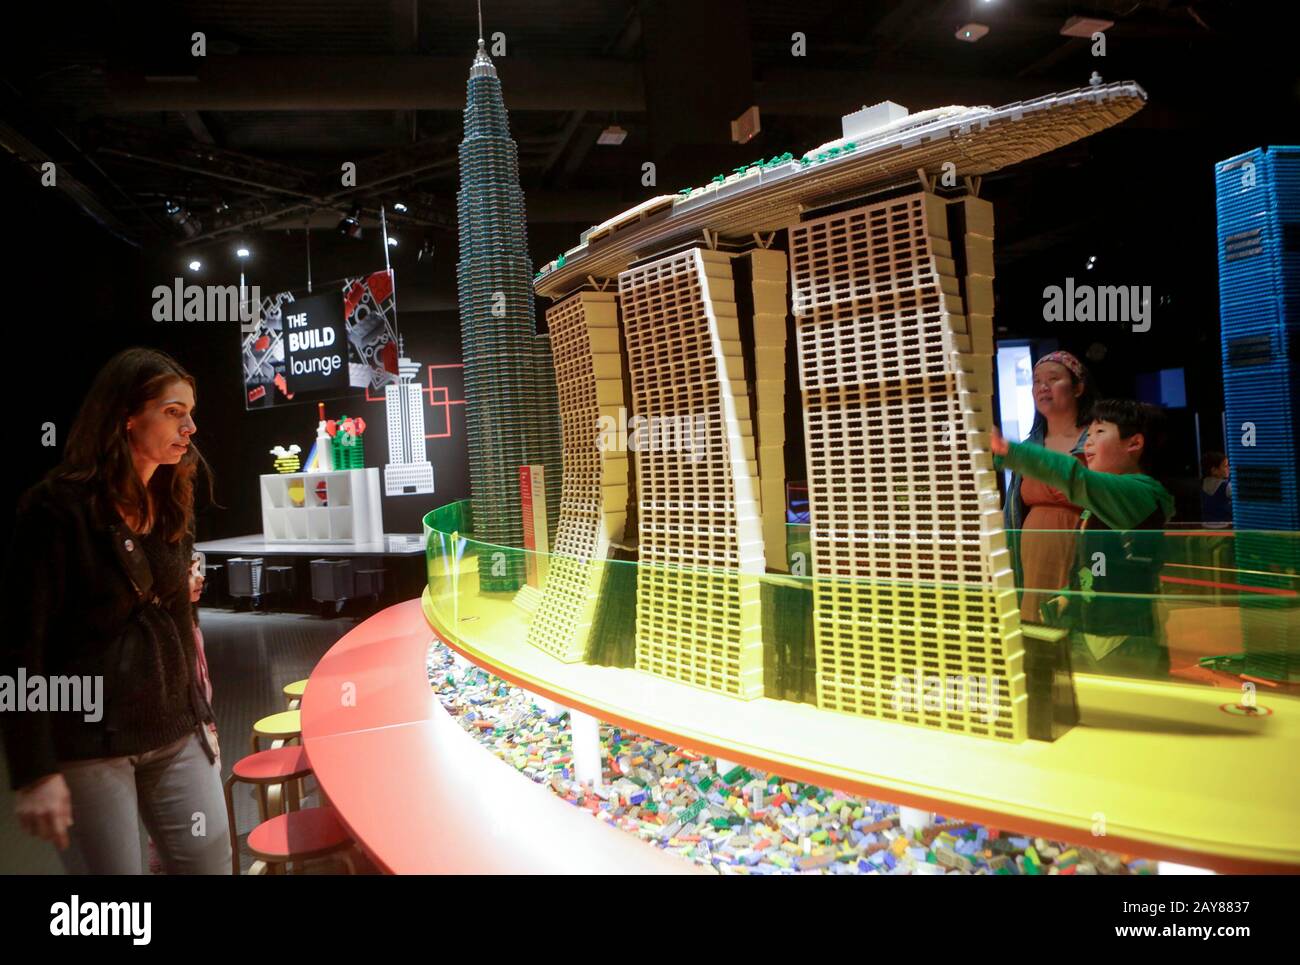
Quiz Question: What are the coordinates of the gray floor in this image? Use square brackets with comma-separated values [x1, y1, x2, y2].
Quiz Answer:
[0, 608, 362, 874]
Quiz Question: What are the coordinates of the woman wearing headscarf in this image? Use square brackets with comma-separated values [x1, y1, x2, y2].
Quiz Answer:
[1003, 350, 1095, 625]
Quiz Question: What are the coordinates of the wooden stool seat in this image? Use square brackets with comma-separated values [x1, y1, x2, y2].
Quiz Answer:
[247, 807, 352, 865]
[283, 678, 308, 710]
[232, 746, 311, 784]
[252, 709, 301, 745]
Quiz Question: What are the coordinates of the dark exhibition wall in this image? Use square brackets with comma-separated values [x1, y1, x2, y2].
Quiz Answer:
[1, 172, 472, 540]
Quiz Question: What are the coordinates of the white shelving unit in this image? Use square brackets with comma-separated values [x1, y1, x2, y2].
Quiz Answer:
[260, 468, 384, 544]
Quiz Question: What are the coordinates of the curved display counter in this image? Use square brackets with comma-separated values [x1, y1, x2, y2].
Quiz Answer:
[300, 505, 1300, 874]
[419, 504, 1300, 874]
[299, 599, 700, 874]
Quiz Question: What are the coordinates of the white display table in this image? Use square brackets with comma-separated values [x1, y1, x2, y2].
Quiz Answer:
[260, 468, 384, 544]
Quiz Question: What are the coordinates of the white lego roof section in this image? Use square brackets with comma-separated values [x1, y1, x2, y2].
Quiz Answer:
[805, 104, 985, 158]
[842, 101, 909, 139]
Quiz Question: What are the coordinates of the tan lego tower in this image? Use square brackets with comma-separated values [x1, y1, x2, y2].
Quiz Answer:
[788, 191, 1027, 739]
[619, 248, 765, 698]
[749, 248, 790, 572]
[526, 291, 629, 662]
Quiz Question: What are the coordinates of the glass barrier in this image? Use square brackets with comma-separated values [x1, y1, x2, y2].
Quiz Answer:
[421, 501, 1300, 870]
[424, 501, 1299, 741]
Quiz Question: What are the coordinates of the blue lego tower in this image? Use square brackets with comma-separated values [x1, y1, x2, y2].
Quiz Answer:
[1214, 145, 1300, 681]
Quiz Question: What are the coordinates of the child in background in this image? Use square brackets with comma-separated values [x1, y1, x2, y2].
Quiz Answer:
[991, 400, 1175, 679]
[149, 553, 220, 873]
[1200, 451, 1233, 529]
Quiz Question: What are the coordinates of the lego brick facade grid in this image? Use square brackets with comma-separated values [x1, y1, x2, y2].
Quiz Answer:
[526, 292, 630, 662]
[748, 248, 790, 572]
[619, 248, 764, 698]
[789, 192, 1026, 739]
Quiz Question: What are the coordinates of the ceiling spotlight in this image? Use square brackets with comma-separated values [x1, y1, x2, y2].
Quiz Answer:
[956, 22, 989, 42]
[1086, 255, 1098, 270]
[236, 247, 250, 259]
[187, 259, 202, 272]
[163, 199, 200, 238]
[416, 236, 435, 262]
[393, 202, 408, 213]
[337, 205, 363, 240]
[387, 235, 399, 247]
[597, 124, 628, 146]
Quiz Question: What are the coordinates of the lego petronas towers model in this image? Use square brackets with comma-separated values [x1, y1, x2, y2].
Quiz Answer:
[456, 36, 562, 590]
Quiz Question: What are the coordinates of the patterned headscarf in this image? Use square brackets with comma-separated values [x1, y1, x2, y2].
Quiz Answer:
[1034, 350, 1085, 383]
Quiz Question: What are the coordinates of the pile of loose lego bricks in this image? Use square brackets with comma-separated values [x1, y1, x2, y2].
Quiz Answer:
[426, 639, 1155, 876]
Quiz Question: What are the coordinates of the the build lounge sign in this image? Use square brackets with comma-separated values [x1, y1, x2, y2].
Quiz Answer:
[284, 290, 347, 394]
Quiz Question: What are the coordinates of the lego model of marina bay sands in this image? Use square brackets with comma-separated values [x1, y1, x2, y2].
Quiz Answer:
[456, 49, 1146, 743]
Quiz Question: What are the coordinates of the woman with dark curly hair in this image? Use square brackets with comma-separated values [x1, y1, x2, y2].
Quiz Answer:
[2, 348, 231, 874]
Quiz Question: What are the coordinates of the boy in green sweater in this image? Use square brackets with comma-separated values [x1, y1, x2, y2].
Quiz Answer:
[991, 399, 1175, 679]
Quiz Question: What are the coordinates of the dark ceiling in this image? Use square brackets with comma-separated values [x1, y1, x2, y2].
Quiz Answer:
[5, 0, 1295, 258]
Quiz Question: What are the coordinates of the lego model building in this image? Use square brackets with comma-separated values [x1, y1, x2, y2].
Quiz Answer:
[1215, 145, 1300, 681]
[526, 291, 629, 662]
[789, 186, 1022, 738]
[383, 337, 436, 496]
[750, 248, 791, 574]
[620, 249, 766, 698]
[529, 82, 1146, 738]
[456, 34, 562, 591]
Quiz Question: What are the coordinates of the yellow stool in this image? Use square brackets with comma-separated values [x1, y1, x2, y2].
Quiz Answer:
[249, 709, 307, 818]
[283, 679, 308, 711]
[251, 710, 301, 756]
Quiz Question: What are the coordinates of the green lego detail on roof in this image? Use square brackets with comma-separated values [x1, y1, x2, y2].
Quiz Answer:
[542, 137, 874, 279]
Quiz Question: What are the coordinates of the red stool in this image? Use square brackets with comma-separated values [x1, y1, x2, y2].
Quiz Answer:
[223, 746, 315, 875]
[246, 806, 355, 875]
